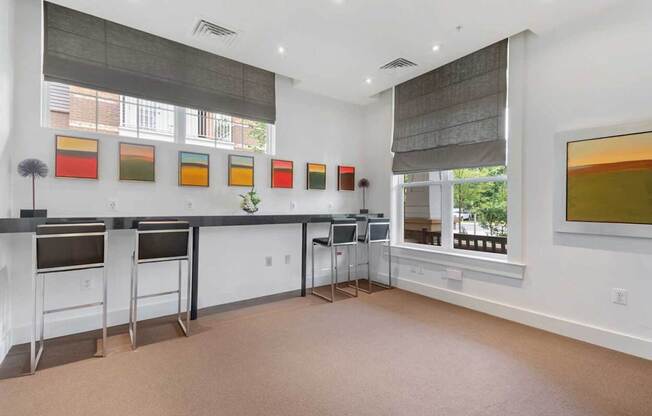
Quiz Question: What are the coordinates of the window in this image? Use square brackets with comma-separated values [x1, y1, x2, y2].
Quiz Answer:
[44, 81, 275, 153]
[399, 166, 507, 256]
[185, 109, 273, 153]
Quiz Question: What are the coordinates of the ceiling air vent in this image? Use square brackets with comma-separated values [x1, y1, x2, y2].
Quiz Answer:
[193, 19, 238, 46]
[379, 58, 418, 70]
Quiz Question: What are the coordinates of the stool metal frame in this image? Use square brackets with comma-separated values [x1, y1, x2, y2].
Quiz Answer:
[356, 218, 392, 294]
[129, 221, 192, 349]
[311, 219, 359, 302]
[31, 223, 108, 374]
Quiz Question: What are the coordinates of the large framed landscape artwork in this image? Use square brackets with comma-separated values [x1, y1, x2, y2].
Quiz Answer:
[554, 122, 652, 238]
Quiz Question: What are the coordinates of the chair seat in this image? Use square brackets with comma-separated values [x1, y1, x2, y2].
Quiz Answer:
[358, 235, 367, 242]
[312, 237, 330, 246]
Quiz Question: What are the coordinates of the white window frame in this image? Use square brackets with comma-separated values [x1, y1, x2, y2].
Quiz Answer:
[41, 81, 276, 155]
[390, 32, 526, 269]
[397, 170, 508, 260]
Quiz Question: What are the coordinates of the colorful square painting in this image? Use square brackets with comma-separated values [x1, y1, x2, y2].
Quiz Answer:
[179, 151, 209, 187]
[55, 136, 99, 179]
[271, 159, 293, 189]
[229, 155, 254, 187]
[307, 163, 326, 190]
[338, 165, 355, 191]
[567, 131, 652, 224]
[119, 142, 155, 182]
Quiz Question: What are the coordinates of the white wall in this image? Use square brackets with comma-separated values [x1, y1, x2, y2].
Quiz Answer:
[0, 0, 15, 363]
[7, 0, 372, 345]
[371, 2, 652, 359]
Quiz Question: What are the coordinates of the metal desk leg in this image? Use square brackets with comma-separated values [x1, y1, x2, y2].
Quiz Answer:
[190, 226, 199, 320]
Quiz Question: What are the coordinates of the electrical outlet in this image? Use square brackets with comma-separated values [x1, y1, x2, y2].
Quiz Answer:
[290, 201, 296, 210]
[418, 265, 424, 275]
[612, 288, 628, 305]
[80, 276, 94, 291]
[285, 254, 291, 264]
[185, 200, 193, 210]
[265, 256, 272, 267]
[108, 199, 118, 211]
[446, 268, 463, 281]
[410, 265, 417, 274]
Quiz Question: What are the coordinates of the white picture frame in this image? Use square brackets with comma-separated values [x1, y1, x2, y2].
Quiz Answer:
[554, 121, 652, 239]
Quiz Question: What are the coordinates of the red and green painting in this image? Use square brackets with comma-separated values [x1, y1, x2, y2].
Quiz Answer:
[55, 136, 99, 179]
[337, 165, 355, 191]
[271, 159, 293, 188]
[567, 131, 652, 224]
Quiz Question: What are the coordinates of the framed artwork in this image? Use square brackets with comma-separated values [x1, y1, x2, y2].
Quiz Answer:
[271, 159, 293, 189]
[228, 154, 254, 187]
[119, 142, 155, 182]
[307, 163, 326, 190]
[337, 165, 355, 191]
[55, 135, 99, 179]
[179, 151, 209, 187]
[554, 121, 652, 238]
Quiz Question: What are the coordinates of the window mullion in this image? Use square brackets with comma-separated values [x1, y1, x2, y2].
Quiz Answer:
[175, 107, 185, 144]
[440, 172, 454, 250]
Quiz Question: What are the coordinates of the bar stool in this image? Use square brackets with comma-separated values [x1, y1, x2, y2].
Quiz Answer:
[129, 221, 192, 349]
[311, 218, 358, 302]
[31, 222, 108, 374]
[356, 218, 392, 294]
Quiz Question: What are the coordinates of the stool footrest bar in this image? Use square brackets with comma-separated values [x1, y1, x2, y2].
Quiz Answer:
[44, 301, 103, 315]
[137, 290, 180, 300]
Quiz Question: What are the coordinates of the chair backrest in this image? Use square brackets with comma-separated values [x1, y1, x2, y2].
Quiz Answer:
[36, 223, 106, 272]
[329, 218, 357, 246]
[137, 221, 190, 262]
[366, 218, 390, 243]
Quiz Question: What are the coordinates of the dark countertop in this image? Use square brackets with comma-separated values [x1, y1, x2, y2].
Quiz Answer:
[0, 213, 384, 234]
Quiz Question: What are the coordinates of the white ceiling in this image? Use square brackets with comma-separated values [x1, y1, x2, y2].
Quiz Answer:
[50, 0, 624, 105]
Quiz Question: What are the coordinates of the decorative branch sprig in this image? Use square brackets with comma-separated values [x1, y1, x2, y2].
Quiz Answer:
[358, 178, 370, 210]
[18, 159, 48, 210]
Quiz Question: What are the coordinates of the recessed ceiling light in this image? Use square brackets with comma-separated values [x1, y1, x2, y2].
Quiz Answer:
[432, 44, 440, 52]
[365, 77, 372, 84]
[277, 46, 285, 54]
[332, 0, 345, 4]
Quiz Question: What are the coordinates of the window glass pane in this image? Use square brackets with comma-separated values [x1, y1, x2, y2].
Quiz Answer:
[185, 109, 270, 153]
[452, 166, 505, 180]
[45, 81, 174, 142]
[453, 180, 507, 254]
[403, 184, 442, 246]
[68, 86, 99, 133]
[404, 171, 444, 183]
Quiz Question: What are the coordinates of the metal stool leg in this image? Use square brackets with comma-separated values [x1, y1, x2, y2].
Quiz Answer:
[176, 259, 190, 336]
[101, 246, 108, 357]
[132, 260, 139, 350]
[368, 241, 372, 293]
[330, 246, 335, 302]
[311, 243, 315, 295]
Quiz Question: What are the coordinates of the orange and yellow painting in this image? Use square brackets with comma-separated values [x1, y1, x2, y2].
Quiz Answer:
[567, 131, 652, 224]
[179, 151, 209, 187]
[228, 155, 254, 187]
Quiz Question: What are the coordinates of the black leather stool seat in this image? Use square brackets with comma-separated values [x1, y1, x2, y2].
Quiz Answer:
[312, 237, 330, 246]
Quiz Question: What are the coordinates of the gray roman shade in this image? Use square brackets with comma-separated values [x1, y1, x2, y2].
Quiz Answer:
[43, 2, 276, 124]
[392, 39, 508, 173]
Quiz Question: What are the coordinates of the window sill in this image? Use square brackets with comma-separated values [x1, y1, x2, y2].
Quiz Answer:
[388, 243, 526, 280]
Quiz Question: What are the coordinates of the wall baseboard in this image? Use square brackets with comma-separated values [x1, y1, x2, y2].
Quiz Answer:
[393, 275, 652, 361]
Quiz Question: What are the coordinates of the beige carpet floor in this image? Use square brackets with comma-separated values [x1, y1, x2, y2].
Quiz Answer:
[0, 289, 650, 416]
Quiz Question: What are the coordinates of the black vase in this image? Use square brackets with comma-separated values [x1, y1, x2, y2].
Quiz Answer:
[20, 209, 47, 218]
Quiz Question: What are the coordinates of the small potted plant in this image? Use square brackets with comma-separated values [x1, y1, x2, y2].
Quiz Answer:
[358, 178, 370, 214]
[240, 188, 261, 214]
[18, 159, 49, 218]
